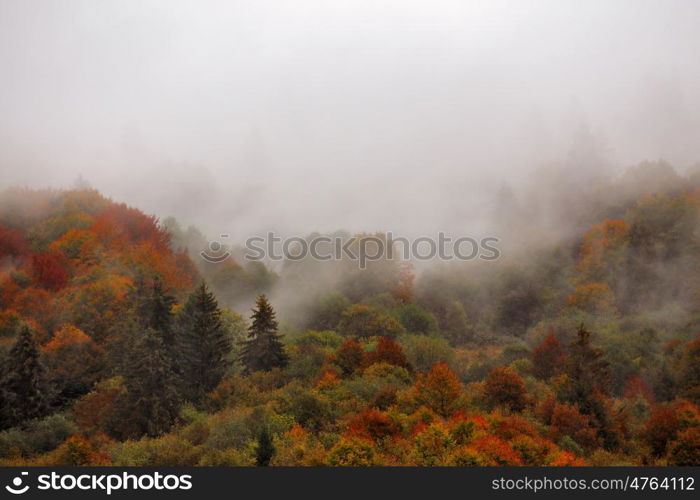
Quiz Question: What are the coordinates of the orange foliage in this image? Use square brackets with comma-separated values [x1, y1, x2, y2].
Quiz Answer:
[348, 408, 401, 442]
[42, 324, 92, 352]
[484, 366, 528, 412]
[576, 219, 628, 281]
[413, 363, 463, 417]
[470, 435, 522, 465]
[91, 203, 170, 253]
[315, 370, 340, 389]
[566, 281, 616, 313]
[549, 402, 600, 451]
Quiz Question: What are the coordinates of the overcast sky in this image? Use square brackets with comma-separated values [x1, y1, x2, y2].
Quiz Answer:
[1, 0, 699, 238]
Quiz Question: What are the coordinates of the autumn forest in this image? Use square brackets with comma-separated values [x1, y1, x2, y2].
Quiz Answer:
[0, 159, 699, 466]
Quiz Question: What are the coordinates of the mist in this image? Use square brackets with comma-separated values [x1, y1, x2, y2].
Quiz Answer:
[1, 0, 699, 240]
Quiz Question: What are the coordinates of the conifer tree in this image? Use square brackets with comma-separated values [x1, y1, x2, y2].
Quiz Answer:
[175, 281, 231, 399]
[119, 328, 181, 438]
[132, 276, 176, 346]
[0, 324, 49, 429]
[240, 295, 288, 373]
[255, 425, 275, 466]
[564, 324, 610, 409]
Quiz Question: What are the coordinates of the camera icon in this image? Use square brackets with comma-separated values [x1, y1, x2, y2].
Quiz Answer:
[5, 471, 29, 495]
[200, 234, 231, 263]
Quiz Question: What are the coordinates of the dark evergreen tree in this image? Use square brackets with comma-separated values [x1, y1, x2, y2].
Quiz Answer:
[0, 324, 49, 429]
[175, 281, 231, 399]
[132, 276, 176, 345]
[563, 324, 610, 408]
[255, 425, 275, 466]
[118, 328, 181, 438]
[561, 324, 617, 450]
[240, 295, 288, 373]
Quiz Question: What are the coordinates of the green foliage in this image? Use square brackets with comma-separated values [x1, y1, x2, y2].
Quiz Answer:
[399, 334, 455, 374]
[394, 303, 437, 334]
[338, 304, 405, 338]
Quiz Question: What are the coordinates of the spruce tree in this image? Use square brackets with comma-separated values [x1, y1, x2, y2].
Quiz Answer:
[119, 328, 181, 438]
[562, 324, 616, 449]
[564, 324, 610, 410]
[175, 281, 231, 399]
[0, 324, 49, 429]
[132, 276, 176, 346]
[240, 295, 288, 373]
[255, 425, 275, 466]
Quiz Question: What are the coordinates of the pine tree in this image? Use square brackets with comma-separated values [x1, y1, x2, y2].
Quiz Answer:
[118, 328, 181, 438]
[255, 426, 275, 466]
[175, 281, 231, 399]
[240, 295, 288, 374]
[564, 324, 610, 409]
[561, 324, 616, 449]
[0, 324, 49, 429]
[132, 276, 176, 346]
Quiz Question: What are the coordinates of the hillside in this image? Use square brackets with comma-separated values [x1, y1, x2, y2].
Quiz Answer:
[0, 165, 699, 466]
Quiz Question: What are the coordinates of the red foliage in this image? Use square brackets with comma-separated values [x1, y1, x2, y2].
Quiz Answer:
[364, 337, 411, 370]
[471, 435, 522, 465]
[31, 252, 70, 291]
[0, 224, 28, 259]
[493, 414, 539, 441]
[484, 366, 528, 412]
[644, 406, 681, 456]
[531, 333, 565, 380]
[549, 403, 600, 451]
[348, 408, 401, 442]
[91, 203, 170, 253]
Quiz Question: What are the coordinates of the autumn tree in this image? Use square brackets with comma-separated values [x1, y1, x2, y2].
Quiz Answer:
[413, 363, 463, 418]
[333, 339, 364, 377]
[42, 325, 105, 403]
[484, 366, 528, 412]
[338, 304, 404, 338]
[363, 336, 411, 371]
[531, 333, 565, 380]
[240, 294, 288, 373]
[118, 329, 181, 438]
[176, 281, 232, 399]
[443, 300, 471, 345]
[0, 324, 49, 429]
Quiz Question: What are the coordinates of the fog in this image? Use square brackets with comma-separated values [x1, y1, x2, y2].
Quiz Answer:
[1, 0, 699, 240]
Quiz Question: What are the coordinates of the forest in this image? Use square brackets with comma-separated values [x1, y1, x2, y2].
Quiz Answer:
[0, 160, 699, 466]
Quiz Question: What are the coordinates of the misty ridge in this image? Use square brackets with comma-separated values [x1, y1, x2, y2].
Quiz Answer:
[0, 1, 700, 467]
